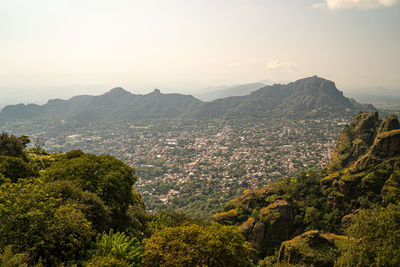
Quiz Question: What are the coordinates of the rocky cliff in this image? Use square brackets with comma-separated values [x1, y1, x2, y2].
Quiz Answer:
[213, 112, 400, 265]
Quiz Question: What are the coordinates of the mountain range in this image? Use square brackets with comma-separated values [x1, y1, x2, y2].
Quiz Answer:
[345, 87, 400, 109]
[0, 76, 375, 124]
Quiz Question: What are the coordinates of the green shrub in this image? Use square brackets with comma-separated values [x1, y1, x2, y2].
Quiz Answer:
[88, 230, 143, 267]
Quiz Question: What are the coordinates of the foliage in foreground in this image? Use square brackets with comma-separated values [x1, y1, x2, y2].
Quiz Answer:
[143, 223, 254, 267]
[0, 179, 94, 265]
[336, 203, 400, 266]
[41, 153, 138, 230]
[87, 230, 143, 266]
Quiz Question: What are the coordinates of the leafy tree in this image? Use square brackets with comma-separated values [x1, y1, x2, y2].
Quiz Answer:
[64, 149, 84, 159]
[0, 132, 25, 158]
[126, 200, 154, 240]
[84, 255, 129, 267]
[0, 179, 94, 265]
[18, 135, 31, 148]
[0, 246, 29, 267]
[0, 155, 38, 182]
[147, 210, 207, 234]
[143, 223, 254, 267]
[25, 152, 61, 172]
[45, 180, 112, 232]
[336, 203, 400, 266]
[303, 206, 323, 230]
[0, 173, 7, 185]
[257, 255, 277, 267]
[41, 154, 137, 229]
[87, 229, 143, 267]
[32, 137, 47, 154]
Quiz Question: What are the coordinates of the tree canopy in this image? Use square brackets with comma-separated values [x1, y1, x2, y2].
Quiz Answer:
[337, 203, 400, 266]
[143, 223, 254, 267]
[0, 132, 26, 158]
[0, 179, 94, 265]
[41, 154, 138, 230]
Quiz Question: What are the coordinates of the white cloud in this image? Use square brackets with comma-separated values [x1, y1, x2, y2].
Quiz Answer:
[312, 2, 327, 8]
[312, 0, 399, 9]
[266, 60, 298, 71]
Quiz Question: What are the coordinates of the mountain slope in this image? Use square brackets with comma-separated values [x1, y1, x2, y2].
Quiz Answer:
[186, 76, 374, 120]
[0, 88, 201, 123]
[212, 112, 400, 264]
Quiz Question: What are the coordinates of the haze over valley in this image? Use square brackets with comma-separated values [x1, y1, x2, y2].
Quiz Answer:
[1, 0, 400, 266]
[0, 76, 382, 217]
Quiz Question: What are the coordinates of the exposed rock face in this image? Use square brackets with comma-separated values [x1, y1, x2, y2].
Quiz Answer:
[371, 130, 400, 157]
[352, 112, 380, 158]
[352, 129, 400, 172]
[260, 200, 293, 246]
[382, 171, 400, 204]
[240, 218, 265, 250]
[213, 112, 400, 264]
[212, 209, 238, 225]
[238, 200, 293, 251]
[329, 112, 380, 171]
[378, 115, 400, 134]
[277, 230, 346, 266]
[322, 113, 400, 209]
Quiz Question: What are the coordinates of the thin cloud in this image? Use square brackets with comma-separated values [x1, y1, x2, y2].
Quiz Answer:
[312, 0, 399, 9]
[228, 58, 264, 68]
[266, 60, 298, 71]
[312, 2, 327, 8]
[228, 62, 242, 68]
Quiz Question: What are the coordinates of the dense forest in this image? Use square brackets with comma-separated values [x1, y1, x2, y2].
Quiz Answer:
[0, 111, 399, 266]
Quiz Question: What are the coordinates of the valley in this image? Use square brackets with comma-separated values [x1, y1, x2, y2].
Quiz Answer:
[0, 76, 377, 218]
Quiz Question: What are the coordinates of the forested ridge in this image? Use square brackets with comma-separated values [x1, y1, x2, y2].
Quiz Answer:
[1, 111, 400, 266]
[0, 76, 374, 125]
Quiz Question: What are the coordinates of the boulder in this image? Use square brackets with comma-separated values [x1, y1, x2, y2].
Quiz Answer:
[277, 230, 346, 266]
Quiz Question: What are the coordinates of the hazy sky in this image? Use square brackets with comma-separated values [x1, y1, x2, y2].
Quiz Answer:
[1, 0, 399, 104]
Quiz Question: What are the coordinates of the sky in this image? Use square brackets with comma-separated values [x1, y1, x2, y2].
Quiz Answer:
[0, 0, 399, 105]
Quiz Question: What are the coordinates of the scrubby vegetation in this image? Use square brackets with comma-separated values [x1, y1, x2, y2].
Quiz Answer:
[0, 132, 253, 266]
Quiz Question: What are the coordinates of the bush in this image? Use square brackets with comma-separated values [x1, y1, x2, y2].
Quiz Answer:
[0, 179, 94, 265]
[64, 149, 84, 159]
[0, 155, 38, 182]
[0, 132, 25, 158]
[336, 203, 400, 266]
[87, 230, 143, 267]
[0, 246, 29, 267]
[41, 154, 138, 230]
[144, 223, 254, 267]
[45, 180, 112, 233]
[84, 255, 129, 267]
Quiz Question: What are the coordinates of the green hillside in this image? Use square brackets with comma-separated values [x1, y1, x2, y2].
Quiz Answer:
[186, 76, 374, 120]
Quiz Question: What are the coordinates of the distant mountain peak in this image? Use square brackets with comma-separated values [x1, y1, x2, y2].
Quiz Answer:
[105, 87, 131, 96]
[153, 88, 161, 94]
[188, 76, 375, 120]
[295, 75, 331, 84]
